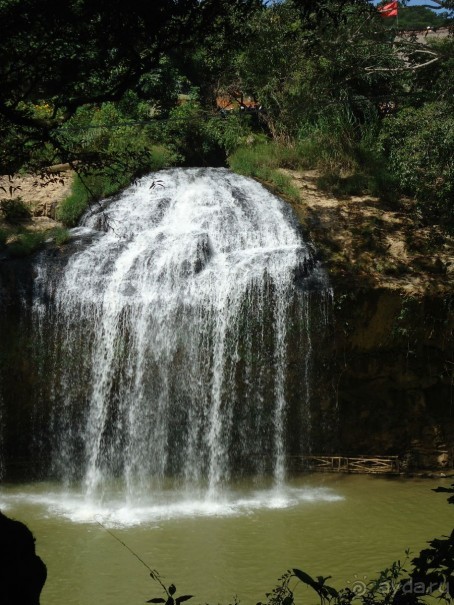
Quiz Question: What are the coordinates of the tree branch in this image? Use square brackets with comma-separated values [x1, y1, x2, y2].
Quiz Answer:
[365, 56, 440, 71]
[0, 101, 57, 131]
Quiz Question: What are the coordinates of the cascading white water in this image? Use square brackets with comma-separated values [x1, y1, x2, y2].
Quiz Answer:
[33, 168, 328, 500]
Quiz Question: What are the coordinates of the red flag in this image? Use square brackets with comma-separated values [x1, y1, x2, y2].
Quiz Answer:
[378, 1, 398, 18]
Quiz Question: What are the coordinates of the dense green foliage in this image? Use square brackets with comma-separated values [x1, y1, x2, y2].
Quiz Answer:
[381, 101, 454, 223]
[0, 0, 453, 228]
[0, 0, 260, 166]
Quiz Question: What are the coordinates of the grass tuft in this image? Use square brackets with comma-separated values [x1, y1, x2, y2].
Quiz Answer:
[228, 143, 300, 202]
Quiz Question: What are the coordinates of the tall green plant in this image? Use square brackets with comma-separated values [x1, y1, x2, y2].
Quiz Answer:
[380, 102, 454, 228]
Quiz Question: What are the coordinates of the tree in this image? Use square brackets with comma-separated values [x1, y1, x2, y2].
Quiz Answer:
[0, 0, 261, 173]
[234, 0, 403, 141]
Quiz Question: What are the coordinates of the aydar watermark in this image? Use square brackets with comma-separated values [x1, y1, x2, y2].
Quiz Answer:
[346, 574, 449, 598]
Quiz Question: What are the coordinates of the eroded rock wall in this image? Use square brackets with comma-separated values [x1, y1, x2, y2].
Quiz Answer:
[326, 288, 454, 469]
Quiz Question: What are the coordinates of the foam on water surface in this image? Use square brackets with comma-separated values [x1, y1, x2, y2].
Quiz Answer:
[0, 482, 343, 527]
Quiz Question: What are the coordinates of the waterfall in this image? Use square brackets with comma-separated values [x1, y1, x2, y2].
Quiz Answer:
[32, 168, 329, 498]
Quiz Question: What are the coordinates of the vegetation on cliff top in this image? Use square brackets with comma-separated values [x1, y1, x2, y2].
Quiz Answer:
[0, 0, 453, 239]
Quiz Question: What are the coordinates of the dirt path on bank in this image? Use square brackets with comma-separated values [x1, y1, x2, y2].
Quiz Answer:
[281, 168, 454, 295]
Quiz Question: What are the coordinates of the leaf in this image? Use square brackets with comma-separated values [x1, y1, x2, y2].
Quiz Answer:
[324, 586, 338, 598]
[176, 596, 193, 604]
[292, 569, 317, 589]
[282, 596, 293, 605]
[169, 585, 176, 596]
[146, 599, 166, 603]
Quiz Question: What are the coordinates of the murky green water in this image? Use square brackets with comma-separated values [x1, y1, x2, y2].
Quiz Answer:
[1, 474, 452, 605]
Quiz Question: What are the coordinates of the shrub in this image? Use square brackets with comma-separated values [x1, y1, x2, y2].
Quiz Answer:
[0, 197, 32, 224]
[204, 112, 256, 157]
[148, 145, 175, 171]
[380, 102, 454, 228]
[7, 231, 46, 257]
[163, 102, 225, 165]
[57, 176, 91, 227]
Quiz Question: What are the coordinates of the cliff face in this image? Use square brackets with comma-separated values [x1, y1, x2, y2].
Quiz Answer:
[282, 168, 454, 470]
[0, 171, 453, 478]
[325, 288, 454, 469]
[0, 247, 70, 479]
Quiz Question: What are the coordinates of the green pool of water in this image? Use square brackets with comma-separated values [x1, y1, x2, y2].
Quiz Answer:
[1, 474, 452, 605]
